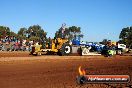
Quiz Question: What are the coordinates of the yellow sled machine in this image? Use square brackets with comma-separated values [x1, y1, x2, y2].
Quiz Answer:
[30, 38, 72, 56]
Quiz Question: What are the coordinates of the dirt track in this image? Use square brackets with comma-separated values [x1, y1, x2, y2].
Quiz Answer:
[0, 52, 132, 88]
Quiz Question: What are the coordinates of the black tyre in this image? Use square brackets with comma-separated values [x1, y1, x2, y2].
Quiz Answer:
[77, 47, 82, 56]
[59, 43, 72, 56]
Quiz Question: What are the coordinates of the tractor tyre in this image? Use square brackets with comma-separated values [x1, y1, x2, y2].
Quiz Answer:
[37, 52, 42, 56]
[117, 50, 122, 55]
[59, 43, 72, 56]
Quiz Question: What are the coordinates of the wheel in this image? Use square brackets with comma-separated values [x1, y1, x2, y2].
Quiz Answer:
[37, 52, 42, 56]
[59, 43, 72, 56]
[117, 50, 122, 55]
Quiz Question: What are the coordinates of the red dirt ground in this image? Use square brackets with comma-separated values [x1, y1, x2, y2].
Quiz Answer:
[0, 52, 132, 88]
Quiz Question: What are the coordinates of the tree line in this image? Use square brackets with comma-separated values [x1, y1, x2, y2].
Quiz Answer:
[0, 25, 47, 41]
[0, 24, 83, 42]
[0, 25, 132, 48]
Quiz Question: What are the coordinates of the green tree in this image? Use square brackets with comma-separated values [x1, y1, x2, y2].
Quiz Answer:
[17, 27, 27, 39]
[69, 26, 82, 40]
[55, 25, 83, 41]
[27, 25, 47, 41]
[0, 26, 11, 38]
[18, 27, 27, 36]
[10, 31, 17, 37]
[69, 26, 81, 34]
[119, 26, 132, 48]
[29, 36, 40, 41]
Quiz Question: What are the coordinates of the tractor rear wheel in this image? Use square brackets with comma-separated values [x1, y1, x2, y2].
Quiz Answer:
[59, 43, 72, 56]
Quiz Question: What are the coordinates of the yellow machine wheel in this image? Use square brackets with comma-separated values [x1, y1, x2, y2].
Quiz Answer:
[59, 43, 72, 56]
[37, 52, 42, 56]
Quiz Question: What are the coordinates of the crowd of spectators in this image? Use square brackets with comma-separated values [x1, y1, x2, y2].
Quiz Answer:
[0, 36, 35, 51]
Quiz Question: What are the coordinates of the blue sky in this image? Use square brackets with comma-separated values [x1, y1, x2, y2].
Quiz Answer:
[0, 0, 132, 42]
